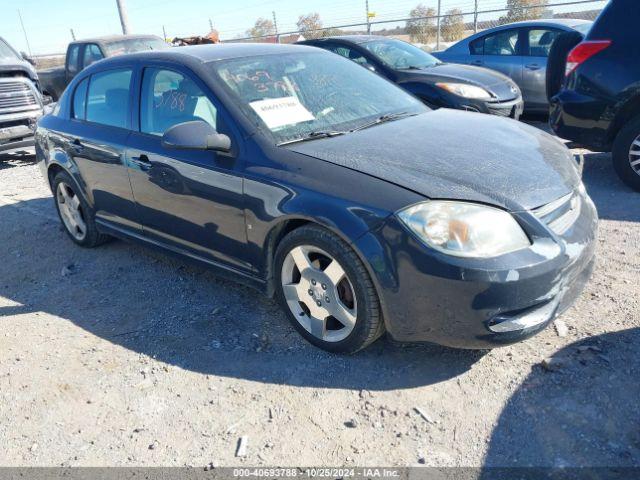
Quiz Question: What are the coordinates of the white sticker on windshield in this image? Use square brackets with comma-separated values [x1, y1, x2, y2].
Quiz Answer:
[249, 96, 315, 129]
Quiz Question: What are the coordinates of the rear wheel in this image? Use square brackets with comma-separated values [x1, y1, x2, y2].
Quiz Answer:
[52, 171, 110, 247]
[274, 225, 384, 353]
[612, 116, 640, 191]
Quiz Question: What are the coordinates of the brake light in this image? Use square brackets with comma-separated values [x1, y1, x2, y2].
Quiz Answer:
[565, 40, 612, 76]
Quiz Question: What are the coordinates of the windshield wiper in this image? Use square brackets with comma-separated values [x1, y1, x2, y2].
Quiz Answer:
[350, 111, 418, 132]
[277, 130, 346, 146]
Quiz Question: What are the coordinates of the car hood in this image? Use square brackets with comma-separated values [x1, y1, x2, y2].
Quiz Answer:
[285, 110, 580, 211]
[404, 62, 519, 101]
[0, 58, 38, 81]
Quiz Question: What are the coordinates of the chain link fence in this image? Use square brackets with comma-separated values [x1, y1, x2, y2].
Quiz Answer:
[226, 0, 606, 51]
[29, 0, 606, 68]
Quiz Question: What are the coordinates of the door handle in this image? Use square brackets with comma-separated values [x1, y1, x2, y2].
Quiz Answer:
[471, 60, 483, 65]
[525, 63, 541, 70]
[131, 154, 152, 170]
[71, 138, 84, 152]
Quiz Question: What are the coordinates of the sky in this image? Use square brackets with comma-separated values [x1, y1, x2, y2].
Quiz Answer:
[1, 0, 605, 55]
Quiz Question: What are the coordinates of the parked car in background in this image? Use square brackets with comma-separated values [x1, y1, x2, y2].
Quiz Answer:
[433, 19, 592, 112]
[36, 44, 597, 353]
[550, 0, 640, 191]
[0, 36, 45, 153]
[300, 36, 524, 119]
[38, 34, 168, 100]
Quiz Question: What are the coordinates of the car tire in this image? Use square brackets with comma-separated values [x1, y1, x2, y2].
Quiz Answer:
[546, 31, 584, 102]
[52, 170, 110, 247]
[274, 224, 385, 354]
[612, 115, 640, 191]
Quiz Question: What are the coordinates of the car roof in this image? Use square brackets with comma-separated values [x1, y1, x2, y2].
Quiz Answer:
[89, 42, 320, 67]
[70, 34, 163, 46]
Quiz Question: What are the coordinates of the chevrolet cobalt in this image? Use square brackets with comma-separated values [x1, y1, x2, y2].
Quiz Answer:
[35, 44, 597, 353]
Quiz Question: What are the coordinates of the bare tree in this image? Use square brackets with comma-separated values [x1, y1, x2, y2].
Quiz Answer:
[442, 8, 465, 42]
[246, 17, 276, 39]
[500, 0, 549, 23]
[297, 13, 323, 39]
[406, 4, 437, 44]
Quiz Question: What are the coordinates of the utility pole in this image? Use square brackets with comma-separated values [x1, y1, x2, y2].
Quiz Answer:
[436, 0, 441, 50]
[17, 9, 32, 56]
[365, 0, 371, 34]
[70, 28, 76, 41]
[474, 0, 478, 33]
[115, 0, 131, 35]
[272, 11, 279, 43]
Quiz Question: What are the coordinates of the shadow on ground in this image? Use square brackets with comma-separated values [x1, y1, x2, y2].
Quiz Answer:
[0, 195, 485, 391]
[481, 327, 639, 474]
[581, 152, 640, 222]
[0, 150, 36, 170]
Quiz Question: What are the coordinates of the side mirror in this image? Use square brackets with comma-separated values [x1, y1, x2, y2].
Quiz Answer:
[161, 120, 231, 153]
[21, 51, 36, 66]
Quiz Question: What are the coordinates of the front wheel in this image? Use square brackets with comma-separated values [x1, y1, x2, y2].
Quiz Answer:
[612, 115, 640, 191]
[274, 225, 384, 354]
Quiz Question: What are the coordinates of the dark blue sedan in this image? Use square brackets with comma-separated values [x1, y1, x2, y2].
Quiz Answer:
[35, 44, 597, 353]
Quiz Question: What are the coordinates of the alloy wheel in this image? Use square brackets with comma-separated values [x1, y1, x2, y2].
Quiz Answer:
[280, 245, 357, 343]
[629, 134, 640, 177]
[56, 182, 87, 241]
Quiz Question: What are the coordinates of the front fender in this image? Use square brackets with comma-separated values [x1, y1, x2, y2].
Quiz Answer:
[242, 148, 425, 283]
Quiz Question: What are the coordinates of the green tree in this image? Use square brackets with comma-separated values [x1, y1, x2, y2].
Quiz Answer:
[406, 4, 436, 44]
[500, 0, 549, 23]
[297, 13, 323, 39]
[246, 18, 275, 39]
[442, 8, 465, 42]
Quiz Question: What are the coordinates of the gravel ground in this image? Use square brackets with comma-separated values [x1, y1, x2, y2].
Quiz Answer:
[0, 125, 638, 468]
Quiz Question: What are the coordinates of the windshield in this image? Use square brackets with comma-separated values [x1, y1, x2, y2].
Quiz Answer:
[211, 51, 426, 145]
[103, 37, 169, 56]
[0, 39, 20, 60]
[362, 39, 441, 70]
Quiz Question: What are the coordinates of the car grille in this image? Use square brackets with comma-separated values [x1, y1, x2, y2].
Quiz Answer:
[0, 80, 38, 110]
[488, 103, 516, 117]
[533, 191, 582, 235]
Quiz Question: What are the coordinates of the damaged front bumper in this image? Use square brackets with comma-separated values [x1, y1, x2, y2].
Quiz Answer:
[353, 188, 598, 349]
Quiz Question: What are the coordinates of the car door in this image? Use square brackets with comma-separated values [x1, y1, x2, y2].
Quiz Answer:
[522, 27, 563, 109]
[66, 68, 141, 232]
[125, 65, 249, 271]
[469, 28, 524, 90]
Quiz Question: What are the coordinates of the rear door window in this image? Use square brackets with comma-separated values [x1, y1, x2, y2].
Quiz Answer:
[86, 68, 133, 129]
[527, 29, 561, 57]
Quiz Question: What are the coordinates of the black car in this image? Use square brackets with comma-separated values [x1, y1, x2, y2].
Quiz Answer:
[35, 44, 596, 353]
[299, 36, 524, 119]
[550, 0, 640, 191]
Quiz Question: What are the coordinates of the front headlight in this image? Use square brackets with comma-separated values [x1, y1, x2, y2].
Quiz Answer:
[435, 82, 493, 100]
[397, 201, 530, 258]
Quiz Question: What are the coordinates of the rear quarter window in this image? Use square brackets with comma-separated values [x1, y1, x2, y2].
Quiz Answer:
[72, 78, 89, 120]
